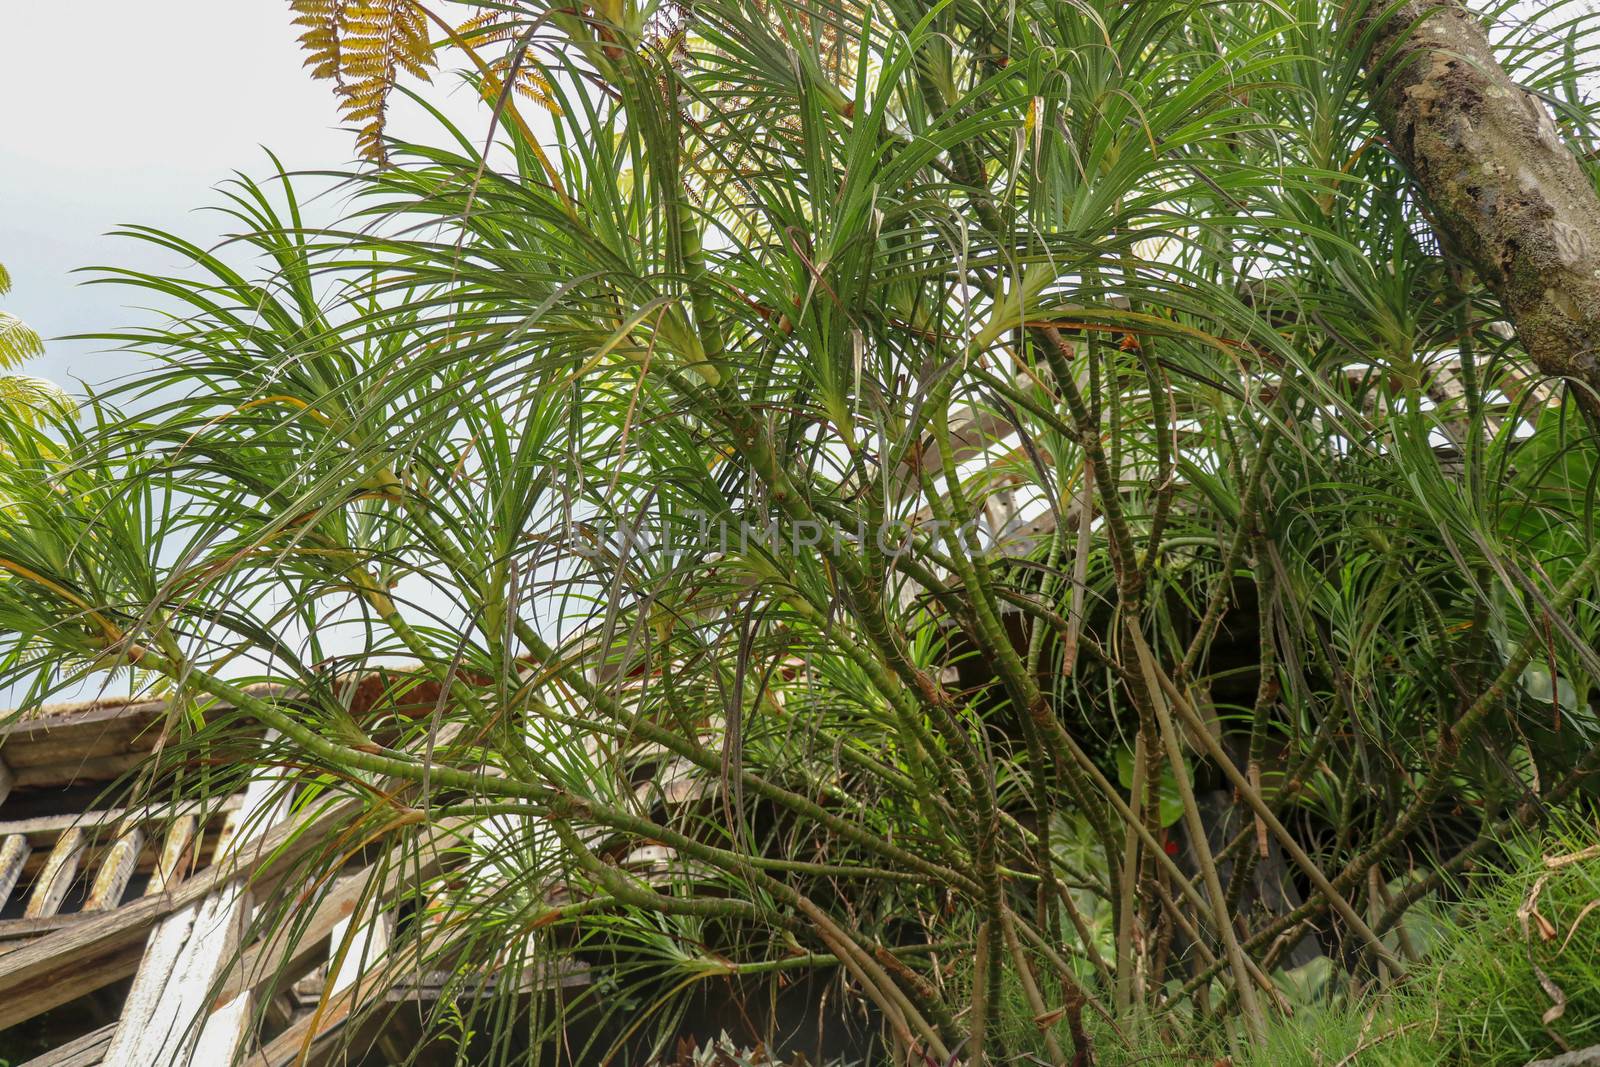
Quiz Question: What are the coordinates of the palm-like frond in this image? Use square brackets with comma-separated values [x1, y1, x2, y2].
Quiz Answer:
[0, 313, 44, 369]
[0, 259, 45, 369]
[0, 374, 73, 426]
[4, 0, 1600, 1062]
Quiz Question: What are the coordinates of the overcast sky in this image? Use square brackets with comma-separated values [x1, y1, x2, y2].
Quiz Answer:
[1, 1, 1589, 394]
[0, 1, 485, 393]
[0, 3, 494, 706]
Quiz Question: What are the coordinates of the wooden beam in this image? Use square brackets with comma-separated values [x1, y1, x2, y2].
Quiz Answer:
[638, 758, 711, 808]
[327, 893, 394, 997]
[0, 796, 362, 1032]
[0, 914, 86, 941]
[0, 797, 237, 848]
[246, 926, 587, 1066]
[910, 406, 1016, 474]
[248, 977, 364, 1067]
[24, 827, 86, 919]
[18, 1021, 116, 1067]
[8, 753, 149, 790]
[214, 825, 455, 1006]
[143, 814, 199, 898]
[210, 782, 274, 861]
[0, 833, 30, 911]
[0, 935, 151, 1036]
[189, 988, 256, 1066]
[386, 959, 591, 1000]
[103, 776, 286, 1067]
[247, 931, 440, 1067]
[251, 954, 592, 1067]
[102, 887, 254, 1064]
[215, 875, 364, 1005]
[0, 699, 167, 740]
[85, 827, 145, 912]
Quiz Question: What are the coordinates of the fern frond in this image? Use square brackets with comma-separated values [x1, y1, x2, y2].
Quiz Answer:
[290, 0, 348, 83]
[481, 60, 563, 117]
[456, 10, 519, 45]
[0, 314, 44, 370]
[0, 261, 11, 295]
[289, 0, 436, 163]
[0, 375, 72, 427]
[512, 72, 561, 115]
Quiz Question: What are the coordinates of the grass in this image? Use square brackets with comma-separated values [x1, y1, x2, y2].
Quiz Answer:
[1074, 818, 1600, 1066]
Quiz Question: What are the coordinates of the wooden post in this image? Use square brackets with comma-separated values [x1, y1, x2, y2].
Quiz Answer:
[143, 815, 199, 897]
[85, 827, 145, 912]
[24, 828, 86, 919]
[0, 833, 30, 910]
[327, 879, 394, 996]
[104, 774, 286, 1066]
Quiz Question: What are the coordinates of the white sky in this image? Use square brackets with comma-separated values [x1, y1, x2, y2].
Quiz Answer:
[1, 1, 1587, 396]
[0, 2, 494, 708]
[0, 1, 487, 392]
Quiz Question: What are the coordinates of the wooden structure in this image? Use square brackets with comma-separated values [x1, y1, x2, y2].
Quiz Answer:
[0, 694, 435, 1065]
[0, 692, 721, 1067]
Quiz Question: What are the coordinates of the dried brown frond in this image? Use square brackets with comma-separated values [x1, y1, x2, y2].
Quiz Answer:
[454, 10, 563, 116]
[289, 0, 437, 163]
[481, 60, 563, 116]
[456, 9, 519, 45]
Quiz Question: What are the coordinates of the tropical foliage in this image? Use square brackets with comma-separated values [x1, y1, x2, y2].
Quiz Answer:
[0, 260, 69, 428]
[0, 262, 43, 368]
[3, 0, 1600, 1062]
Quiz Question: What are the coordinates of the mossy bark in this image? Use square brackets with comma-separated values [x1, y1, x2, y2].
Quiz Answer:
[1365, 0, 1600, 416]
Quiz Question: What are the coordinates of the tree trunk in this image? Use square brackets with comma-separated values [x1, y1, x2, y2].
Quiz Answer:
[1364, 0, 1600, 417]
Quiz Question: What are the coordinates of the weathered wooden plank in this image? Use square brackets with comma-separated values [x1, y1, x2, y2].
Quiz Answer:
[0, 935, 150, 1035]
[386, 959, 592, 1002]
[912, 406, 1016, 474]
[0, 798, 236, 843]
[0, 686, 275, 745]
[0, 691, 268, 794]
[638, 758, 711, 808]
[24, 827, 86, 919]
[85, 827, 145, 912]
[244, 929, 578, 1065]
[2, 802, 234, 885]
[248, 930, 441, 1067]
[619, 843, 677, 870]
[0, 796, 362, 1032]
[0, 725, 160, 769]
[18, 1020, 116, 1067]
[105, 890, 250, 1064]
[143, 814, 199, 897]
[104, 775, 286, 1067]
[210, 780, 277, 862]
[0, 914, 86, 940]
[189, 988, 255, 1065]
[11, 753, 150, 790]
[0, 832, 30, 910]
[0, 699, 167, 741]
[327, 894, 394, 996]
[216, 872, 364, 1006]
[214, 824, 455, 1006]
[249, 978, 362, 1067]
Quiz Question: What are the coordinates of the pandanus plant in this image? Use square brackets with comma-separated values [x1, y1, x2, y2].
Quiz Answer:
[3, 0, 1600, 1061]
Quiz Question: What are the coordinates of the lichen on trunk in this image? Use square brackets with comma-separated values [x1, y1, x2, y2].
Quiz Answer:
[1364, 0, 1600, 416]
